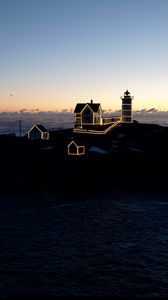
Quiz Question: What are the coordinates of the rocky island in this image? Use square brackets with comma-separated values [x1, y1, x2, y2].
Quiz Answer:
[0, 121, 168, 198]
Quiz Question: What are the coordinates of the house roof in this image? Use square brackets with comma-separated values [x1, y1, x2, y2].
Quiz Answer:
[68, 141, 85, 148]
[74, 103, 101, 113]
[29, 124, 47, 132]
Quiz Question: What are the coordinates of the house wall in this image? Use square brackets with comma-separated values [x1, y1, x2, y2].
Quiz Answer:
[28, 127, 42, 140]
[68, 143, 78, 154]
[94, 109, 102, 124]
[46, 132, 50, 139]
[82, 107, 93, 124]
[74, 113, 82, 127]
[43, 132, 49, 140]
[78, 146, 85, 155]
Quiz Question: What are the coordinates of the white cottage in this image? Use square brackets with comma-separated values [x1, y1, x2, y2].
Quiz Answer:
[68, 141, 85, 155]
[74, 100, 103, 128]
[28, 124, 49, 140]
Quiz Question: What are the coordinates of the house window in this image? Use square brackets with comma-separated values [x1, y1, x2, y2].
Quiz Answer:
[75, 117, 81, 124]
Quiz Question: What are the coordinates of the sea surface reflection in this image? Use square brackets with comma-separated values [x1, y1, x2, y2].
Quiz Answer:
[0, 191, 168, 297]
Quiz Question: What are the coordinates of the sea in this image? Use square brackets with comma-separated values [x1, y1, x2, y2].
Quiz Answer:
[0, 111, 168, 136]
[0, 111, 168, 297]
[0, 191, 168, 297]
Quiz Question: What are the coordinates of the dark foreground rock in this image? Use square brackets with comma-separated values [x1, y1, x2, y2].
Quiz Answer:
[0, 122, 168, 197]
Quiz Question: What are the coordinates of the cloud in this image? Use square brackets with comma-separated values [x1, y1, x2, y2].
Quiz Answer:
[30, 109, 40, 112]
[134, 108, 159, 113]
[146, 108, 158, 113]
[19, 108, 28, 113]
[19, 108, 41, 113]
[61, 108, 74, 113]
[61, 109, 69, 113]
[137, 109, 147, 113]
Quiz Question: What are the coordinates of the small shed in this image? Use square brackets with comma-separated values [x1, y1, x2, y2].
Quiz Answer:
[68, 141, 85, 155]
[28, 124, 49, 140]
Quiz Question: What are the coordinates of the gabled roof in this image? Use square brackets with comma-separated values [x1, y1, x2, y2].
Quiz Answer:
[74, 103, 86, 113]
[68, 140, 85, 148]
[74, 103, 101, 113]
[35, 124, 47, 132]
[28, 124, 48, 133]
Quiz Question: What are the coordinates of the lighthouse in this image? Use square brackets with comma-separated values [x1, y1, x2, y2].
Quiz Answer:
[120, 90, 134, 123]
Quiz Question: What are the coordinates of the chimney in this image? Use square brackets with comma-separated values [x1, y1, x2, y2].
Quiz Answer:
[90, 99, 93, 104]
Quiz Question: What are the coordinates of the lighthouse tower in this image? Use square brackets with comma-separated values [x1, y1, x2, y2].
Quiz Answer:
[120, 90, 134, 123]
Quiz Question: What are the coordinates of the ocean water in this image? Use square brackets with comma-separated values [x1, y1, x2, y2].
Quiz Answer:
[0, 112, 74, 136]
[0, 191, 168, 297]
[0, 112, 168, 136]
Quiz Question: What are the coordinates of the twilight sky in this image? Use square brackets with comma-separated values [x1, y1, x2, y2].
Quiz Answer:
[1, 0, 168, 112]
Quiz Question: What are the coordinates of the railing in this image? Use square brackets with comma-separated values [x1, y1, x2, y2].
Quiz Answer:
[102, 116, 120, 124]
[73, 119, 121, 135]
[104, 120, 121, 134]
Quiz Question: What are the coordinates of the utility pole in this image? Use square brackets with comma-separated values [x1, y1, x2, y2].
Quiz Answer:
[19, 120, 22, 137]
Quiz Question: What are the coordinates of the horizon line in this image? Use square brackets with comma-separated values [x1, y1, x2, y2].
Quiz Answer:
[0, 109, 168, 114]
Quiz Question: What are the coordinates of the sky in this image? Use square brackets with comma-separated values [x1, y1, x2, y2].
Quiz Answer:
[1, 0, 168, 112]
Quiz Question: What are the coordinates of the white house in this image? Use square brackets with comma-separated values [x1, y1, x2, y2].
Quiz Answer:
[74, 100, 103, 128]
[68, 141, 85, 155]
[28, 124, 49, 140]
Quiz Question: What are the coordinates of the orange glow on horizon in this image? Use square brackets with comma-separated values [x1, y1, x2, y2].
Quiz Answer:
[1, 89, 168, 112]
